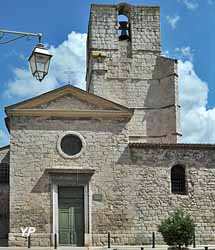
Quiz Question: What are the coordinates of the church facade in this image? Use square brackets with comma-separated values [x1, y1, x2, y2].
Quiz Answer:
[0, 2, 215, 247]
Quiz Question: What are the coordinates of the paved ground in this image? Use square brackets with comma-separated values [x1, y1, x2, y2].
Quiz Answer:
[0, 246, 214, 250]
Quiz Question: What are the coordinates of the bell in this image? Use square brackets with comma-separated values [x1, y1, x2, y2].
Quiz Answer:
[119, 21, 129, 41]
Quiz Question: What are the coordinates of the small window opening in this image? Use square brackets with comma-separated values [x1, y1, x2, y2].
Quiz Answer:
[118, 14, 129, 41]
[171, 165, 186, 194]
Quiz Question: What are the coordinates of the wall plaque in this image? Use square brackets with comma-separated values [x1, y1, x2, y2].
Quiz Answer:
[93, 193, 103, 202]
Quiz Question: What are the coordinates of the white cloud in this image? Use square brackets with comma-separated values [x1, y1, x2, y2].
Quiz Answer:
[4, 69, 58, 98]
[178, 60, 215, 143]
[166, 15, 180, 29]
[0, 130, 9, 147]
[49, 32, 86, 89]
[4, 31, 87, 99]
[178, 0, 199, 10]
[162, 50, 170, 57]
[175, 46, 194, 61]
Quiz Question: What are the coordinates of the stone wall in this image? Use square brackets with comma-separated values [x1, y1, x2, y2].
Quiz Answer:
[86, 3, 180, 143]
[0, 146, 9, 242]
[92, 144, 215, 245]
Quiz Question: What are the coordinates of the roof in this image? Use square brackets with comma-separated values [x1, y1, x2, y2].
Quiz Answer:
[129, 143, 215, 150]
[0, 145, 9, 151]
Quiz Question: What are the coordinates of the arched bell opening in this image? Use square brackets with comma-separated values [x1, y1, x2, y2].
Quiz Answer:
[117, 3, 131, 41]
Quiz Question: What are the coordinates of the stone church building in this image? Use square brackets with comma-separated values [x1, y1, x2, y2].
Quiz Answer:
[0, 2, 215, 247]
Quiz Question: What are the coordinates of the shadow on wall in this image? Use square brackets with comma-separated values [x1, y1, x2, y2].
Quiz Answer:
[116, 145, 131, 165]
[144, 56, 177, 141]
[31, 173, 50, 194]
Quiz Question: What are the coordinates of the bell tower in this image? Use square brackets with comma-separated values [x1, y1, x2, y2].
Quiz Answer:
[86, 3, 181, 143]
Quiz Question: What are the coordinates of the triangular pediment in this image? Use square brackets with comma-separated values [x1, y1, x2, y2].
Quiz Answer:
[36, 94, 102, 110]
[6, 85, 130, 111]
[5, 85, 133, 120]
[34, 94, 106, 111]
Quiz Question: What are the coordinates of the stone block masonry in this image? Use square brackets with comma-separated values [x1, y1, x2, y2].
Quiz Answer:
[86, 3, 180, 143]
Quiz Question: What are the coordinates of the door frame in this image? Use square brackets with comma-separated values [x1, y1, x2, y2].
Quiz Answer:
[52, 183, 91, 246]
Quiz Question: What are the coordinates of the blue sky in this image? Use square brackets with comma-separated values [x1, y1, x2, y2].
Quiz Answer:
[0, 0, 215, 146]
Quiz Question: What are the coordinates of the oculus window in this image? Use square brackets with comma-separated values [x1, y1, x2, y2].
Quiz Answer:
[57, 132, 85, 159]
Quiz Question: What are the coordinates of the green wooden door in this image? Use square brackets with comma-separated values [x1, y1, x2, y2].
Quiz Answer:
[58, 187, 84, 246]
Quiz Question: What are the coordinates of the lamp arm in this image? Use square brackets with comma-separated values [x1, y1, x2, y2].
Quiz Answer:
[0, 29, 42, 44]
[0, 34, 27, 45]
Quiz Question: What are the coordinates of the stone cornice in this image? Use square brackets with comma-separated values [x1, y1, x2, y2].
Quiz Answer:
[129, 143, 215, 150]
[91, 4, 160, 9]
[5, 84, 131, 112]
[159, 72, 178, 80]
[133, 104, 181, 110]
[45, 168, 95, 175]
[6, 109, 133, 120]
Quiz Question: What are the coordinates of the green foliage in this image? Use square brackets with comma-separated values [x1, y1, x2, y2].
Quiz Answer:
[158, 209, 195, 248]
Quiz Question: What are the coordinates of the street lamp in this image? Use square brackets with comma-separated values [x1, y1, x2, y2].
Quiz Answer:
[28, 43, 52, 82]
[0, 29, 52, 82]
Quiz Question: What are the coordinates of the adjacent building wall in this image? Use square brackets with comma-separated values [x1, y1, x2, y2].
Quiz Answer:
[0, 146, 9, 243]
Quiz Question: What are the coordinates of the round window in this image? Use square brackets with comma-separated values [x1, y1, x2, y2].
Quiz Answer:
[57, 132, 85, 159]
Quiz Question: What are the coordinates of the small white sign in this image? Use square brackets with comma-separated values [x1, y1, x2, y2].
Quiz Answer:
[21, 227, 36, 237]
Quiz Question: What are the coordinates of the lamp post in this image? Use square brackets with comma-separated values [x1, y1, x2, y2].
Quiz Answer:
[0, 29, 52, 82]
